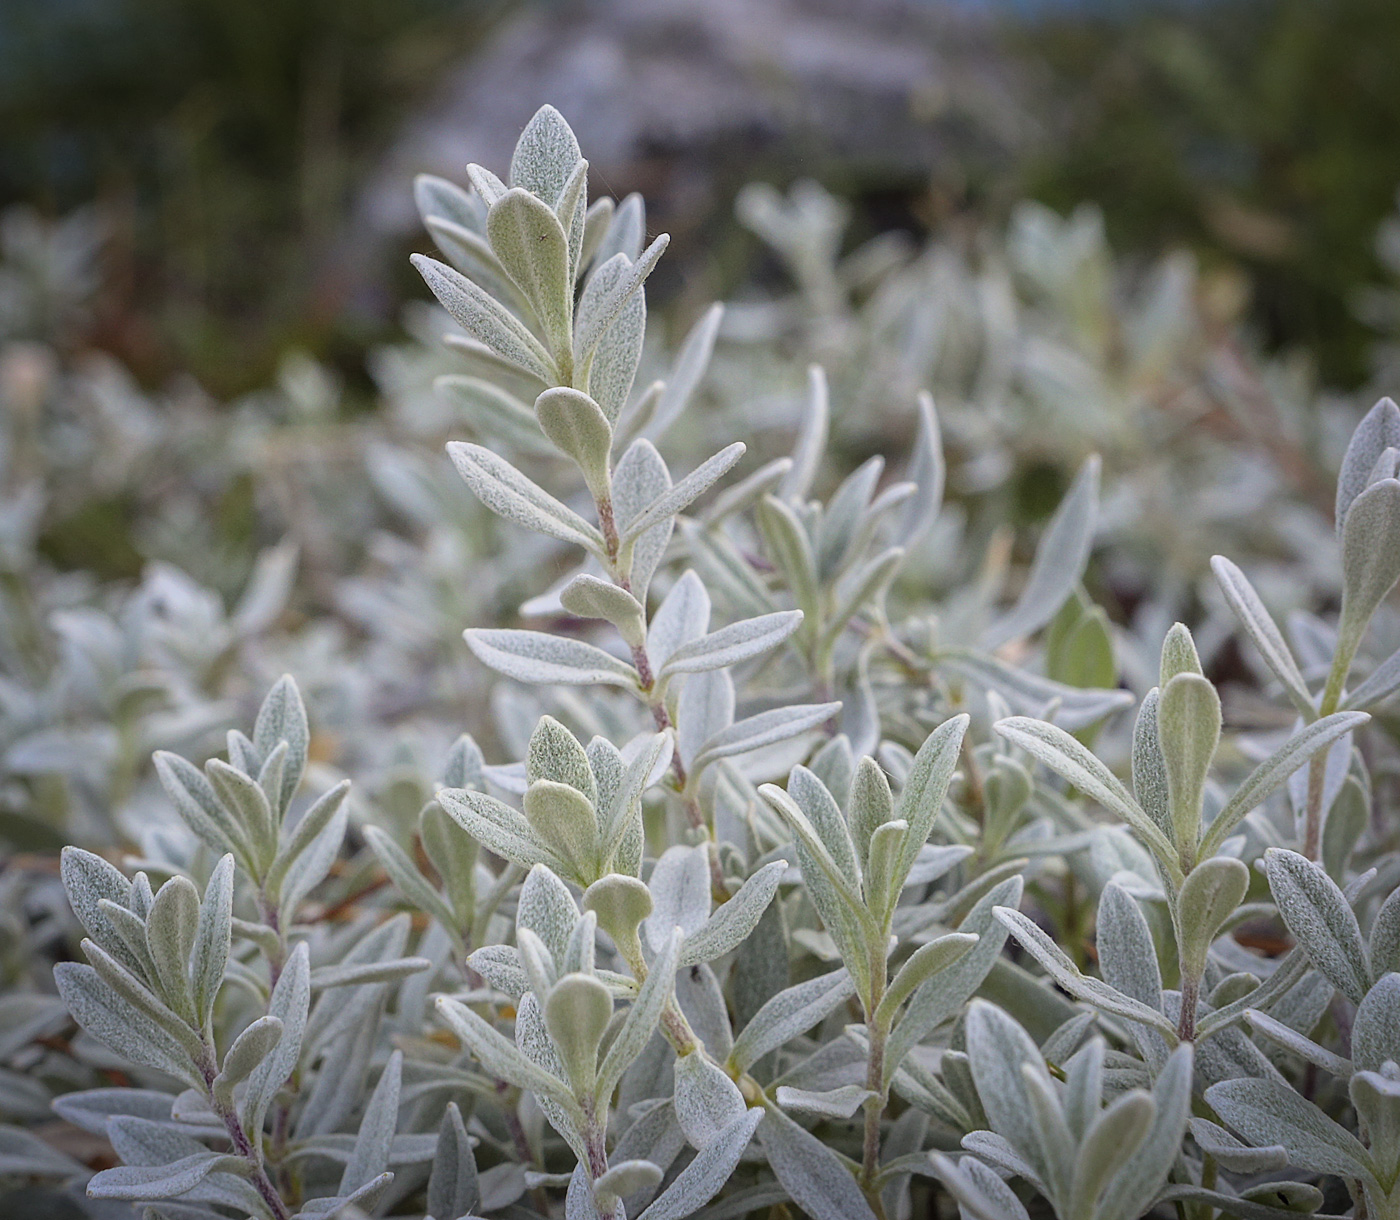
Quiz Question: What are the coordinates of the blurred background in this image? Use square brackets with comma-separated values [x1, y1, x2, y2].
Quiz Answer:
[4, 0, 1400, 853]
[6, 0, 1399, 394]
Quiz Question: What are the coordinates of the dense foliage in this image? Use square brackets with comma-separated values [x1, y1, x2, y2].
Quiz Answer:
[4, 106, 1400, 1220]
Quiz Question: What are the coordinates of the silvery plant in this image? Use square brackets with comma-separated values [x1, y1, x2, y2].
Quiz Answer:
[7, 105, 1400, 1220]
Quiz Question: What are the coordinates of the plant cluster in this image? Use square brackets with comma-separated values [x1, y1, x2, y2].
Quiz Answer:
[4, 106, 1400, 1220]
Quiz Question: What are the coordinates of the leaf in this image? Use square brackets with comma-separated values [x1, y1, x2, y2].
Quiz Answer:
[994, 716, 1180, 880]
[425, 216, 521, 307]
[886, 876, 1023, 1073]
[876, 933, 979, 1027]
[692, 702, 840, 773]
[253, 675, 309, 818]
[535, 387, 612, 497]
[335, 1049, 402, 1196]
[447, 441, 604, 552]
[680, 860, 788, 967]
[309, 958, 432, 988]
[822, 546, 904, 647]
[727, 969, 854, 1074]
[982, 454, 1099, 649]
[929, 1153, 1030, 1220]
[612, 438, 673, 603]
[594, 1160, 663, 1208]
[574, 239, 669, 366]
[1243, 1008, 1353, 1077]
[645, 846, 712, 953]
[659, 610, 803, 680]
[1095, 881, 1164, 1062]
[597, 926, 682, 1098]
[701, 457, 793, 526]
[756, 494, 819, 624]
[892, 392, 945, 549]
[1352, 973, 1400, 1072]
[893, 715, 969, 893]
[1370, 889, 1400, 977]
[1264, 848, 1371, 1004]
[1156, 672, 1221, 856]
[509, 104, 582, 203]
[1211, 556, 1315, 718]
[589, 265, 645, 423]
[487, 189, 572, 360]
[545, 973, 612, 1094]
[0, 1124, 86, 1178]
[364, 826, 458, 937]
[1131, 688, 1172, 836]
[86, 1152, 238, 1200]
[53, 963, 201, 1088]
[648, 570, 712, 671]
[59, 847, 135, 965]
[441, 788, 561, 873]
[266, 781, 350, 897]
[1188, 1117, 1288, 1173]
[437, 373, 552, 455]
[757, 1104, 878, 1220]
[788, 765, 859, 884]
[1176, 856, 1249, 979]
[993, 907, 1178, 1039]
[1094, 1044, 1194, 1220]
[435, 994, 574, 1107]
[153, 752, 256, 869]
[1336, 396, 1400, 531]
[938, 649, 1133, 733]
[427, 1101, 479, 1220]
[1338, 478, 1400, 661]
[1343, 645, 1400, 710]
[244, 941, 311, 1145]
[815, 456, 883, 579]
[214, 1016, 283, 1103]
[1200, 712, 1370, 858]
[412, 254, 556, 382]
[206, 760, 277, 873]
[620, 443, 746, 543]
[964, 998, 1058, 1185]
[465, 629, 638, 688]
[636, 1107, 762, 1220]
[560, 575, 646, 644]
[673, 1050, 747, 1150]
[276, 794, 349, 921]
[645, 302, 724, 440]
[777, 365, 829, 502]
[1205, 1075, 1376, 1183]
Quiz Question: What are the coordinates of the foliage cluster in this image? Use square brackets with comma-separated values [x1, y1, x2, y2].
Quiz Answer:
[3, 106, 1400, 1220]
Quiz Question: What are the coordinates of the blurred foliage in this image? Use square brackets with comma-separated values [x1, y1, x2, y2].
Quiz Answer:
[0, 0, 507, 395]
[1016, 0, 1400, 387]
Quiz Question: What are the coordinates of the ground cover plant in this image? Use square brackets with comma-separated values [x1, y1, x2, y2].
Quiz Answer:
[5, 106, 1400, 1220]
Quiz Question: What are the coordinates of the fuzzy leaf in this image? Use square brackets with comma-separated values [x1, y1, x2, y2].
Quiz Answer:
[982, 454, 1099, 649]
[757, 1105, 878, 1220]
[448, 442, 604, 552]
[465, 629, 638, 688]
[1264, 848, 1371, 1004]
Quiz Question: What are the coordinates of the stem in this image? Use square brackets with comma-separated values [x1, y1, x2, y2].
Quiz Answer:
[199, 1047, 291, 1220]
[598, 496, 621, 569]
[1306, 642, 1355, 857]
[583, 1107, 618, 1220]
[257, 895, 286, 992]
[1301, 751, 1328, 861]
[1178, 972, 1200, 1043]
[860, 953, 889, 1218]
[618, 930, 704, 1057]
[861, 1024, 886, 1190]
